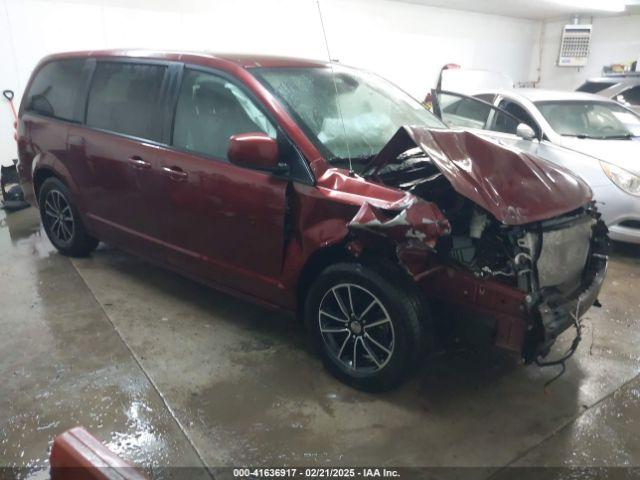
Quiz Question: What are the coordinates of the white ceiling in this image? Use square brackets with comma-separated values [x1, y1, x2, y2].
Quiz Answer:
[397, 0, 640, 20]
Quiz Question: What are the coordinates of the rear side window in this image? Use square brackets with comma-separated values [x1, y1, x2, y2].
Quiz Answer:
[86, 62, 167, 142]
[576, 81, 616, 94]
[24, 59, 85, 121]
[616, 86, 640, 106]
[437, 93, 492, 129]
[445, 97, 492, 124]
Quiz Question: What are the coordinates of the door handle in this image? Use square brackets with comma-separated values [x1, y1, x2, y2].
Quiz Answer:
[128, 156, 151, 169]
[161, 166, 188, 181]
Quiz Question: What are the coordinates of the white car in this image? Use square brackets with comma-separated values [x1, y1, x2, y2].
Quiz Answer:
[434, 88, 640, 244]
[577, 74, 640, 115]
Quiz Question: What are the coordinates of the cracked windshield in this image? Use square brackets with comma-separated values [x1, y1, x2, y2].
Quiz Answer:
[254, 65, 444, 172]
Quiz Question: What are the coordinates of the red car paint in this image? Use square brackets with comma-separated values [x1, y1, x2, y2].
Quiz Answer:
[16, 50, 596, 357]
[370, 126, 592, 225]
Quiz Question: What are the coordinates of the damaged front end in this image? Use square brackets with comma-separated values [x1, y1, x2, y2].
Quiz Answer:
[348, 195, 450, 251]
[347, 126, 609, 363]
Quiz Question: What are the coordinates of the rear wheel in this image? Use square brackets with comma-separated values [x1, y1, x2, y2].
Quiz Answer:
[305, 262, 430, 391]
[38, 177, 99, 257]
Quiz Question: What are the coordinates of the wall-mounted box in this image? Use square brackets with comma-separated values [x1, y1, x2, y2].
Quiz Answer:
[558, 24, 592, 67]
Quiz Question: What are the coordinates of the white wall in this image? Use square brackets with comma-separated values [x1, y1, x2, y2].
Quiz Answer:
[319, 0, 540, 99]
[0, 0, 542, 166]
[537, 14, 640, 90]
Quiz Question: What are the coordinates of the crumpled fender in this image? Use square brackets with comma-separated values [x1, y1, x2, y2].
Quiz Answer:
[282, 171, 451, 300]
[348, 195, 450, 249]
[311, 168, 451, 251]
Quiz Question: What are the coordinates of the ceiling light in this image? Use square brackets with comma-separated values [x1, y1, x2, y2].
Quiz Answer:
[550, 0, 626, 12]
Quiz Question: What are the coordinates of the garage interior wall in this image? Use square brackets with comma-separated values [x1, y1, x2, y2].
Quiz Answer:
[0, 0, 541, 165]
[537, 13, 640, 90]
[0, 0, 637, 167]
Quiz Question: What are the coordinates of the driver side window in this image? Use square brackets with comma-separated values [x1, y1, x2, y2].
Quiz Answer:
[172, 69, 276, 160]
[494, 100, 540, 137]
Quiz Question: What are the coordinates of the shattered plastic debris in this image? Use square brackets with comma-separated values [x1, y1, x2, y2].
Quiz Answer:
[348, 195, 450, 249]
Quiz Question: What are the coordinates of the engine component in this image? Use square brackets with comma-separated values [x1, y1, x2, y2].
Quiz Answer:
[469, 209, 487, 239]
[537, 216, 594, 290]
[449, 236, 475, 264]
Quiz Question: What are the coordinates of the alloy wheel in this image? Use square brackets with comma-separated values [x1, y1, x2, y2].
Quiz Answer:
[43, 190, 75, 244]
[318, 283, 395, 372]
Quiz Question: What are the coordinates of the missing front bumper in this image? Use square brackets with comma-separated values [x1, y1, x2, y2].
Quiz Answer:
[537, 255, 608, 343]
[523, 217, 609, 363]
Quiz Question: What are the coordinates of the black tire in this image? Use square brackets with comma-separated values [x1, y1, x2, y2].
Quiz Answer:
[304, 261, 431, 391]
[38, 177, 99, 257]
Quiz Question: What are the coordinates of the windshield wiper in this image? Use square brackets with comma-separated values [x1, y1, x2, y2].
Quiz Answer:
[601, 134, 634, 140]
[563, 133, 632, 140]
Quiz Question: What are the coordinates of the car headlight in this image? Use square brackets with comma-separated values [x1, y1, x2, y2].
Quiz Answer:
[600, 161, 640, 196]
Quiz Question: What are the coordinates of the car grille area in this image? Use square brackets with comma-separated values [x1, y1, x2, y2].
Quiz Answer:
[537, 217, 594, 290]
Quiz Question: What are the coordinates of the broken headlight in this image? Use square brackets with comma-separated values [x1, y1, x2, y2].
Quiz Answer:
[600, 161, 640, 197]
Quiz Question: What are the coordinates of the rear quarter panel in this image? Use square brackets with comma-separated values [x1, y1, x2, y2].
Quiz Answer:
[17, 114, 77, 207]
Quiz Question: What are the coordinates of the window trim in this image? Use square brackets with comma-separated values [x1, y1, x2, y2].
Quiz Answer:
[167, 64, 315, 186]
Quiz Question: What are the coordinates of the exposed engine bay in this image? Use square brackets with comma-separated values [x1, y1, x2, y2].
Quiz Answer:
[375, 147, 600, 295]
[362, 134, 609, 365]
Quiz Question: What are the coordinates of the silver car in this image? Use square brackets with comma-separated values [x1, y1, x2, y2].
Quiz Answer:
[577, 74, 640, 115]
[432, 89, 640, 244]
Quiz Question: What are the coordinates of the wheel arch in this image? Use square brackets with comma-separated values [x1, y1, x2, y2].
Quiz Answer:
[295, 238, 419, 319]
[32, 152, 81, 206]
[296, 242, 354, 318]
[33, 167, 62, 203]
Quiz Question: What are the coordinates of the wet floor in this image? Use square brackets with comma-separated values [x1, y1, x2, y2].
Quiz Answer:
[1, 207, 640, 478]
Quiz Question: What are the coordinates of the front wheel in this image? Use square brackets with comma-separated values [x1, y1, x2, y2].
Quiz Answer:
[38, 177, 99, 257]
[304, 262, 430, 391]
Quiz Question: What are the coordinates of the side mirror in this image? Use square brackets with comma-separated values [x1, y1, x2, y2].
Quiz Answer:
[228, 132, 287, 174]
[516, 123, 536, 141]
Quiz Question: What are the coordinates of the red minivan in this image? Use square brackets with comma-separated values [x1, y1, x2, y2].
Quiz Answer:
[17, 50, 608, 390]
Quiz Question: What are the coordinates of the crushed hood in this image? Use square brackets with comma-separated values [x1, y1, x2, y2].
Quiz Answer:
[368, 126, 593, 225]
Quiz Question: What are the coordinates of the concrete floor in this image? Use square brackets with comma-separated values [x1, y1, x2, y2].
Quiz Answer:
[1, 206, 640, 479]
